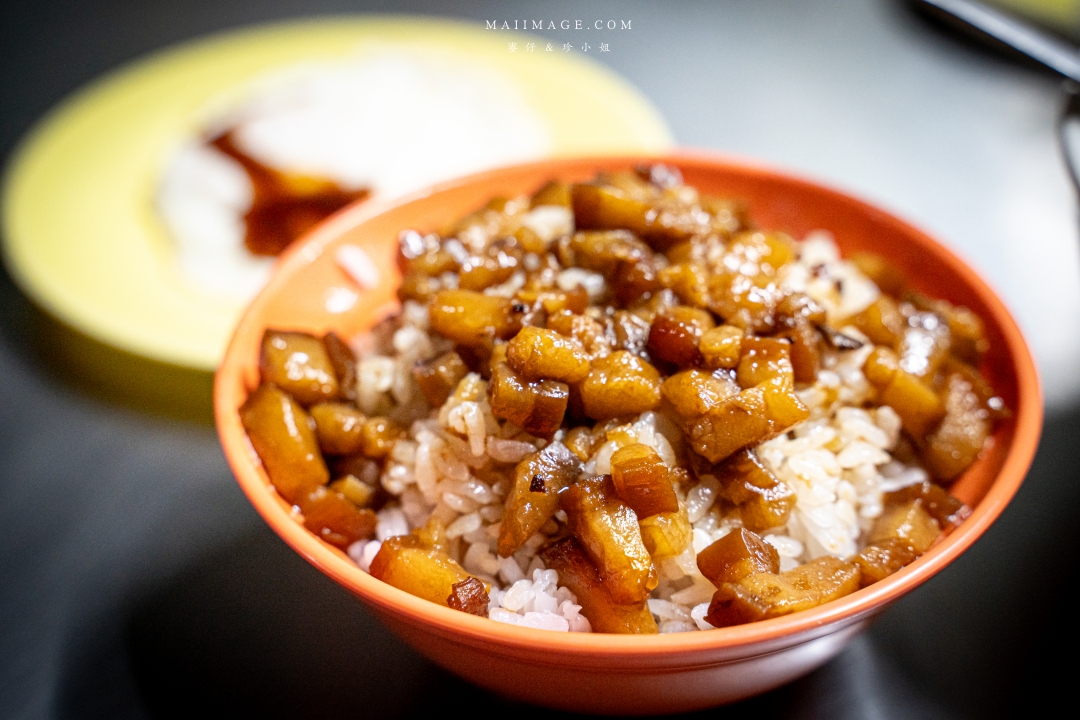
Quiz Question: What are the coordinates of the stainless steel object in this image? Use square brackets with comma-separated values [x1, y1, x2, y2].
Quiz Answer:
[918, 0, 1080, 196]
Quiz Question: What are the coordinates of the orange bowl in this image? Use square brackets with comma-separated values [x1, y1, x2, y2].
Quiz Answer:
[214, 153, 1042, 714]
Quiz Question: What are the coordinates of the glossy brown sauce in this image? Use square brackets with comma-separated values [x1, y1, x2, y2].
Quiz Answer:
[210, 133, 369, 256]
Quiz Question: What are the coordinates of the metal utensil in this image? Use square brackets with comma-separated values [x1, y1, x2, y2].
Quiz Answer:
[916, 0, 1080, 196]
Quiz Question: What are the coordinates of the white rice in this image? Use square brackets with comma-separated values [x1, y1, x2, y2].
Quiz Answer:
[342, 232, 929, 632]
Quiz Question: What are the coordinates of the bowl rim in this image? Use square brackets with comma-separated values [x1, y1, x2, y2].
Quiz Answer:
[214, 150, 1042, 661]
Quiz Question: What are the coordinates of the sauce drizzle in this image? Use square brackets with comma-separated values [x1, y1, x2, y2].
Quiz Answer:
[211, 133, 369, 256]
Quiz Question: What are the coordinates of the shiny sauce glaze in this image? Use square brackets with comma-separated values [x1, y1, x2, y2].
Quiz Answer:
[211, 132, 369, 256]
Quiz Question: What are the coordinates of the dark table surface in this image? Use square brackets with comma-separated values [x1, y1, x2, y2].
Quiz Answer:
[2, 1, 1079, 718]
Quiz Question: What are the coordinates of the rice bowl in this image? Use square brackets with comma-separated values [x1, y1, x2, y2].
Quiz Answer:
[215, 154, 1040, 712]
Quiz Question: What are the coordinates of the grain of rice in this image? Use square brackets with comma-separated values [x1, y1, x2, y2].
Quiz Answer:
[498, 556, 526, 585]
[442, 491, 478, 514]
[462, 524, 489, 544]
[390, 439, 417, 465]
[376, 507, 409, 541]
[381, 463, 412, 495]
[764, 534, 804, 558]
[879, 466, 930, 493]
[837, 441, 891, 469]
[670, 579, 716, 606]
[685, 476, 720, 523]
[519, 612, 571, 631]
[446, 512, 482, 539]
[350, 540, 383, 573]
[648, 599, 692, 622]
[691, 603, 713, 630]
[486, 436, 535, 463]
[659, 620, 697, 634]
[463, 402, 487, 456]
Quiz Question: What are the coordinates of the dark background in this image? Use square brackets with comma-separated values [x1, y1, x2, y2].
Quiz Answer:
[2, 1, 1079, 718]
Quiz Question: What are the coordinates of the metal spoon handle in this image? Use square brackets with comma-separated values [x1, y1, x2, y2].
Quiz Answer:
[918, 0, 1080, 81]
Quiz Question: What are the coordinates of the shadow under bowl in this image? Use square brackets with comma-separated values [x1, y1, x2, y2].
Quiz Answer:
[214, 153, 1042, 714]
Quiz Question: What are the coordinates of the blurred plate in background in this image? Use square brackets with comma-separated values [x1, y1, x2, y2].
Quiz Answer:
[1, 16, 671, 371]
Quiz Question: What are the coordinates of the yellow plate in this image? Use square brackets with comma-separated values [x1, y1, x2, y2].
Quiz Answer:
[1, 16, 671, 371]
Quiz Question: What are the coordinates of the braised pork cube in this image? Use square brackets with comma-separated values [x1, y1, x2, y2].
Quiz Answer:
[579, 351, 662, 420]
[309, 402, 366, 455]
[706, 271, 784, 333]
[942, 304, 990, 366]
[714, 449, 796, 532]
[852, 538, 919, 588]
[413, 351, 469, 407]
[863, 347, 945, 439]
[687, 377, 809, 464]
[498, 442, 583, 557]
[447, 577, 491, 616]
[696, 528, 780, 586]
[687, 390, 771, 464]
[428, 290, 523, 348]
[260, 330, 340, 405]
[727, 231, 797, 275]
[775, 291, 827, 326]
[401, 240, 459, 277]
[458, 242, 521, 292]
[705, 556, 861, 628]
[240, 383, 328, 504]
[547, 310, 614, 360]
[635, 163, 683, 188]
[557, 229, 652, 277]
[784, 322, 822, 383]
[397, 272, 442, 303]
[358, 417, 406, 459]
[572, 179, 736, 250]
[447, 195, 527, 246]
[920, 364, 995, 481]
[564, 426, 603, 462]
[850, 251, 906, 296]
[488, 362, 569, 437]
[539, 537, 658, 634]
[506, 326, 591, 383]
[897, 309, 952, 379]
[647, 306, 715, 368]
[298, 485, 377, 549]
[610, 310, 652, 357]
[868, 498, 941, 554]
[849, 296, 905, 348]
[329, 474, 378, 509]
[609, 443, 678, 518]
[661, 369, 739, 420]
[736, 337, 794, 389]
[851, 497, 942, 587]
[322, 331, 358, 403]
[659, 261, 710, 309]
[331, 453, 380, 488]
[905, 291, 989, 364]
[531, 179, 572, 208]
[370, 533, 485, 608]
[638, 509, 692, 559]
[884, 480, 970, 529]
[698, 325, 744, 370]
[613, 254, 664, 306]
[560, 475, 657, 604]
[514, 286, 589, 316]
[571, 184, 658, 243]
